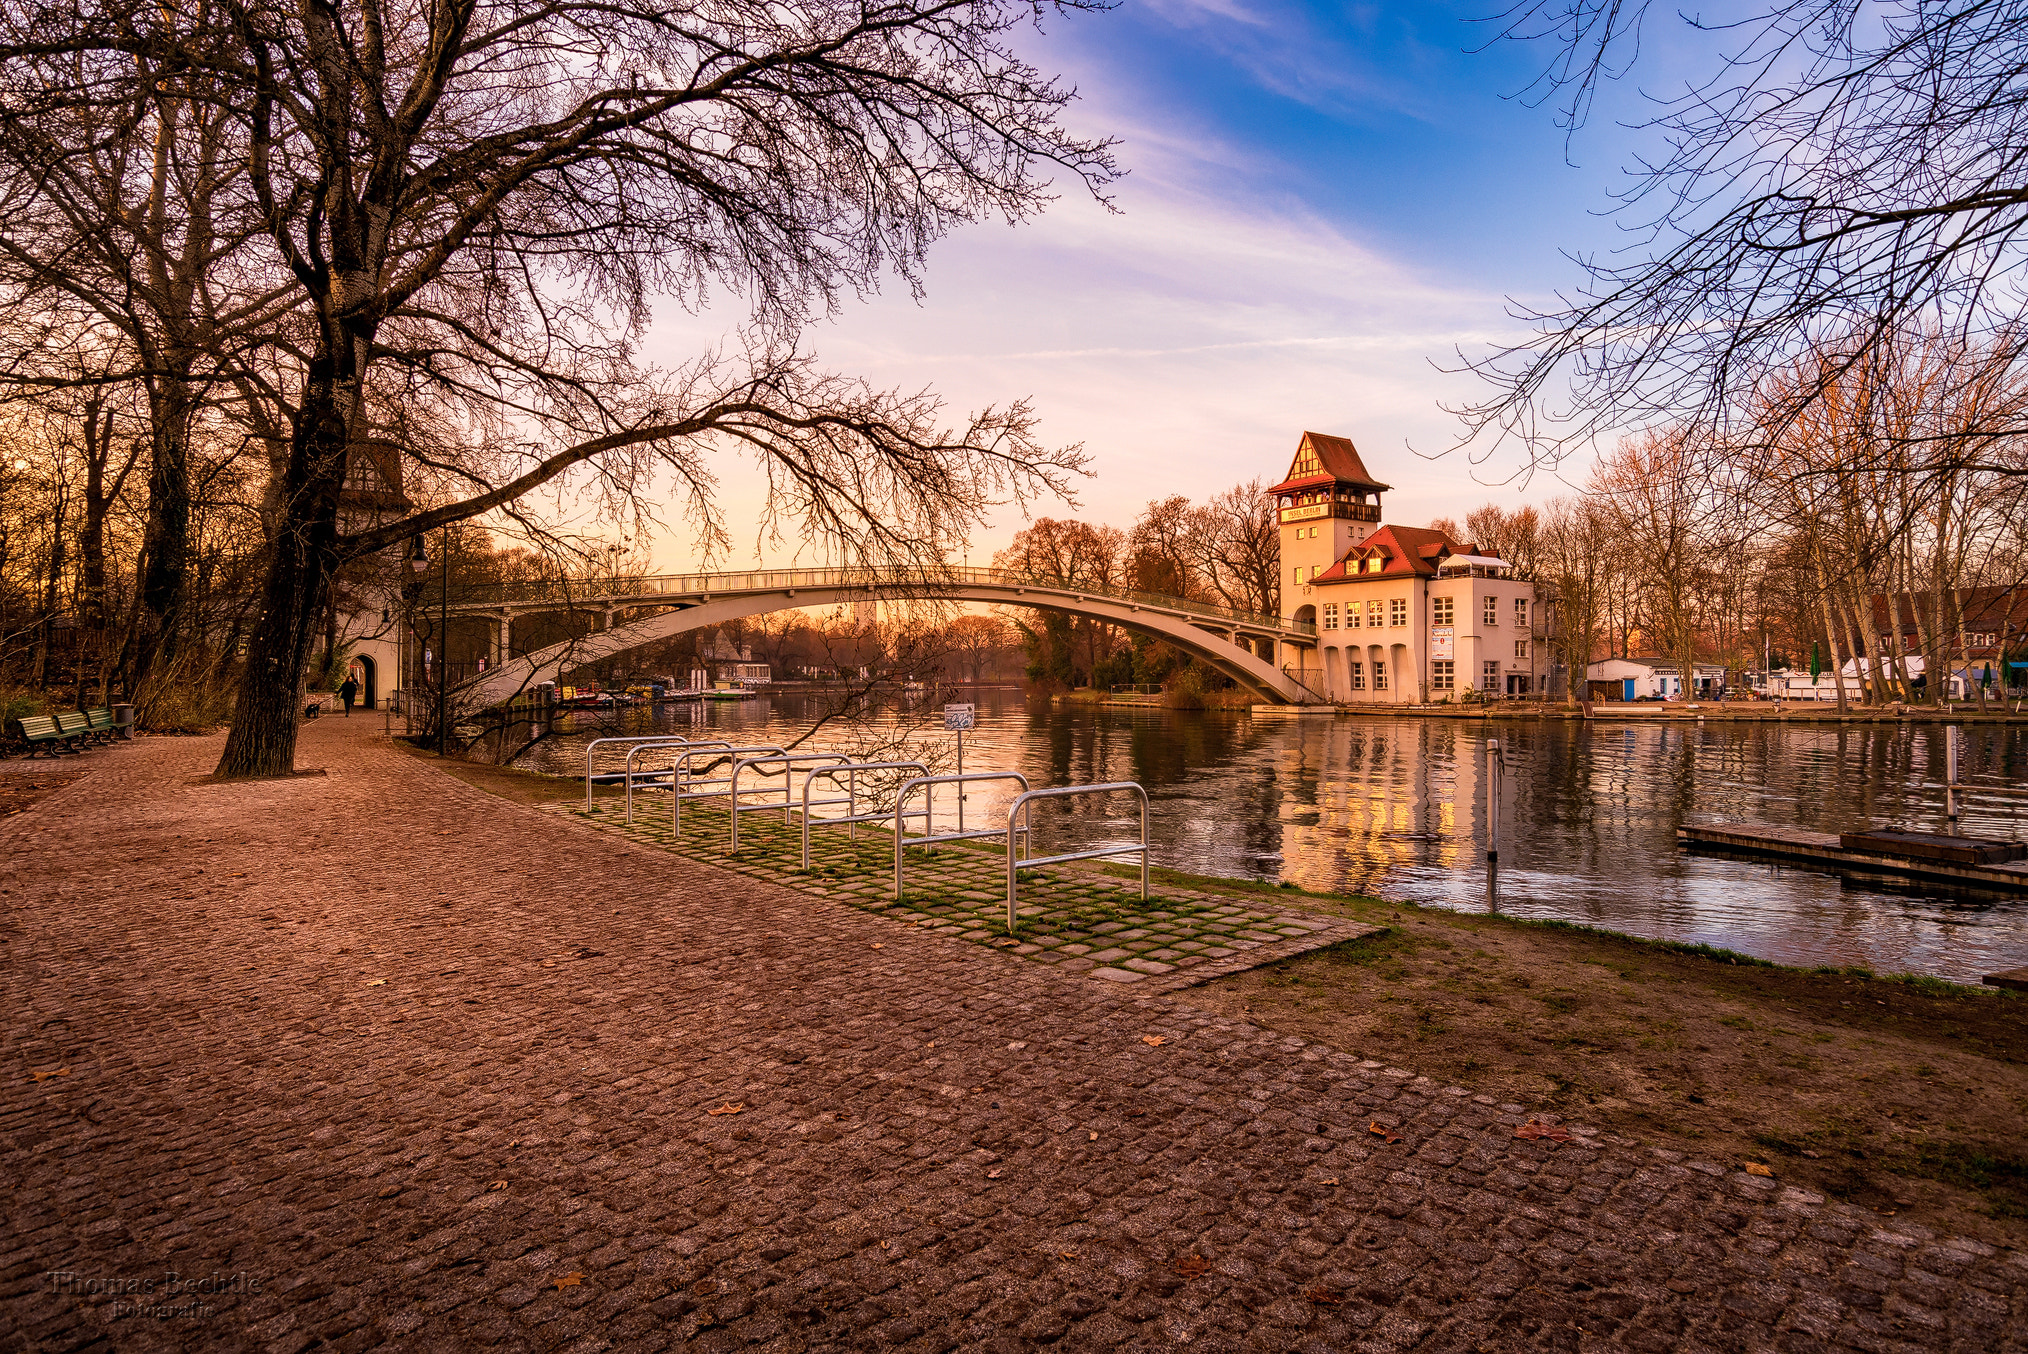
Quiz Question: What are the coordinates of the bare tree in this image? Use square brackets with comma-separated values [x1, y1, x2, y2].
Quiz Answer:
[1, 0, 1117, 776]
[1460, 0, 2028, 473]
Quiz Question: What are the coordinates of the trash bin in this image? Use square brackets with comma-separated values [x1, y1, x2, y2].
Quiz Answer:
[112, 703, 135, 739]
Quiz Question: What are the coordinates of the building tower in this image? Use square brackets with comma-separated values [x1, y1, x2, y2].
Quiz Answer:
[1267, 431, 1389, 624]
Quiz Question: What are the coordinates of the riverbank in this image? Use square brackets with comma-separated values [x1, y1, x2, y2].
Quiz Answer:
[416, 746, 2028, 1248]
[1257, 698, 2028, 723]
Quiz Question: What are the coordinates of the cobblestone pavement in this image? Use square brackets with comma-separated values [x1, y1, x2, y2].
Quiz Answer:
[3, 720, 2024, 1353]
[564, 796, 1374, 994]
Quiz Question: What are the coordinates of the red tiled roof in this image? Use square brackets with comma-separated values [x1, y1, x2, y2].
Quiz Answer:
[1311, 524, 1467, 582]
[1266, 431, 1393, 495]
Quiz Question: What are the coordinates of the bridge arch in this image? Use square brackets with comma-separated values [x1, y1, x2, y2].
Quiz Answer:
[449, 573, 1316, 712]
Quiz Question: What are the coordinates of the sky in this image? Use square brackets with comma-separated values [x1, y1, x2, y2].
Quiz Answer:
[632, 0, 1680, 572]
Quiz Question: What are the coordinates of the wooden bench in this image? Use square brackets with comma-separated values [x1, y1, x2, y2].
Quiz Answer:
[84, 707, 116, 744]
[55, 711, 95, 749]
[8, 714, 73, 757]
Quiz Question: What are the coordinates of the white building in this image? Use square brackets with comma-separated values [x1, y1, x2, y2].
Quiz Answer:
[1274, 432, 1548, 702]
[1584, 657, 1728, 701]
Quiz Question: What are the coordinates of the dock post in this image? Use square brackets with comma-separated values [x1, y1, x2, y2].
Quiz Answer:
[1946, 725, 1961, 823]
[1485, 738, 1503, 860]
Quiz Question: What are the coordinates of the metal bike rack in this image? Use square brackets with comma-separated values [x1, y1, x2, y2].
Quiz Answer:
[669, 744, 787, 830]
[726, 752, 855, 849]
[799, 760, 930, 869]
[1004, 782, 1150, 933]
[584, 733, 713, 812]
[622, 738, 733, 823]
[892, 771, 1031, 901]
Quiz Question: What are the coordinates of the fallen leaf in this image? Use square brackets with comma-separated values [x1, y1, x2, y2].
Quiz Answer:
[554, 1272, 584, 1289]
[708, 1103, 745, 1116]
[995, 938, 1019, 947]
[1141, 1035, 1167, 1047]
[925, 1041, 935, 1049]
[1743, 1161, 1774, 1177]
[1059, 1250, 1078, 1260]
[30, 1067, 70, 1082]
[691, 1279, 719, 1297]
[1088, 1131, 1098, 1141]
[1305, 1287, 1344, 1306]
[1514, 1120, 1572, 1143]
[871, 943, 883, 949]
[366, 979, 386, 987]
[487, 1180, 507, 1191]
[1320, 1177, 1339, 1186]
[879, 1240, 890, 1250]
[986, 1169, 1003, 1179]
[1368, 1120, 1400, 1144]
[436, 830, 455, 836]
[1174, 1254, 1211, 1278]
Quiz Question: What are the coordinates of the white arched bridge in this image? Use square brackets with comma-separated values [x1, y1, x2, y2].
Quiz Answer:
[442, 566, 1325, 711]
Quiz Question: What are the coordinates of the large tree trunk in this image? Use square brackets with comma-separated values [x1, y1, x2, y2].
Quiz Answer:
[213, 362, 351, 779]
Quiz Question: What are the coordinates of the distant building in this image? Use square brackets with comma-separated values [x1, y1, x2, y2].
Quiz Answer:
[1274, 431, 1552, 702]
[330, 438, 413, 708]
[1584, 657, 1727, 701]
[1869, 587, 2028, 691]
[700, 632, 769, 687]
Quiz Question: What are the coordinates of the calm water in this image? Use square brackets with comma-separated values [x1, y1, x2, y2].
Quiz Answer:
[482, 689, 2028, 983]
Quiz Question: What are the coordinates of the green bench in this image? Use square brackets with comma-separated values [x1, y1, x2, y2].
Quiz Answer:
[9, 714, 76, 757]
[6, 707, 128, 756]
[55, 711, 94, 747]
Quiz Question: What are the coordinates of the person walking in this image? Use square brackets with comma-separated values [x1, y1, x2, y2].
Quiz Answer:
[339, 672, 360, 717]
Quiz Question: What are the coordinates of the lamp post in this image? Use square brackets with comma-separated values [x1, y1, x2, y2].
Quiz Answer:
[437, 527, 450, 755]
[409, 537, 432, 744]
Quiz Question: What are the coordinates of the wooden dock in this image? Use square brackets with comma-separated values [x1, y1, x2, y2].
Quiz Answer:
[1678, 821, 2028, 893]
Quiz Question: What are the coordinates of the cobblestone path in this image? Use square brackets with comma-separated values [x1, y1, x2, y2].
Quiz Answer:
[3, 720, 2023, 1353]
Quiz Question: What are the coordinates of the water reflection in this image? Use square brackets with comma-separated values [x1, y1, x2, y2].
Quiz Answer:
[481, 690, 2028, 982]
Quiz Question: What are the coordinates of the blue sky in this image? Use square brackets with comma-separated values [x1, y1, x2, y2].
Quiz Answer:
[640, 0, 1673, 569]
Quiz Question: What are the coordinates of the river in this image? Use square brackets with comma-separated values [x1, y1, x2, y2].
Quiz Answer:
[477, 687, 2028, 983]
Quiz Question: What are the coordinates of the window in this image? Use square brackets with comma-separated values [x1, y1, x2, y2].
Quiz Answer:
[1483, 596, 1499, 626]
[1432, 596, 1454, 625]
[1294, 565, 1303, 584]
[1367, 600, 1384, 626]
[1483, 661, 1500, 690]
[1514, 597, 1528, 627]
[1345, 603, 1361, 628]
[1514, 639, 1530, 660]
[1365, 557, 1383, 574]
[1372, 659, 1387, 690]
[1432, 659, 1454, 691]
[1348, 661, 1365, 691]
[1322, 603, 1339, 630]
[1389, 598, 1407, 627]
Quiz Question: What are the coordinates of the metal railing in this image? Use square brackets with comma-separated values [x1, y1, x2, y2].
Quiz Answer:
[726, 752, 854, 849]
[668, 744, 786, 830]
[428, 564, 1314, 638]
[893, 772, 1032, 901]
[799, 760, 932, 869]
[1004, 783, 1150, 933]
[623, 739, 733, 823]
[585, 734, 717, 813]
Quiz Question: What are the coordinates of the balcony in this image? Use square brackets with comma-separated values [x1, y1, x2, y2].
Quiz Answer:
[1279, 501, 1381, 525]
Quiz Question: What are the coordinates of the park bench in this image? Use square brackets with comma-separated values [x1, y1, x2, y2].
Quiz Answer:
[8, 714, 75, 757]
[84, 708, 117, 744]
[55, 711, 95, 747]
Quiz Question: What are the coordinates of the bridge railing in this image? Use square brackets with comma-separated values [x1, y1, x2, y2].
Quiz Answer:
[426, 565, 1315, 638]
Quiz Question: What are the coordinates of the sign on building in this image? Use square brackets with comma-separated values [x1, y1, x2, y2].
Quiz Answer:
[1431, 625, 1454, 660]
